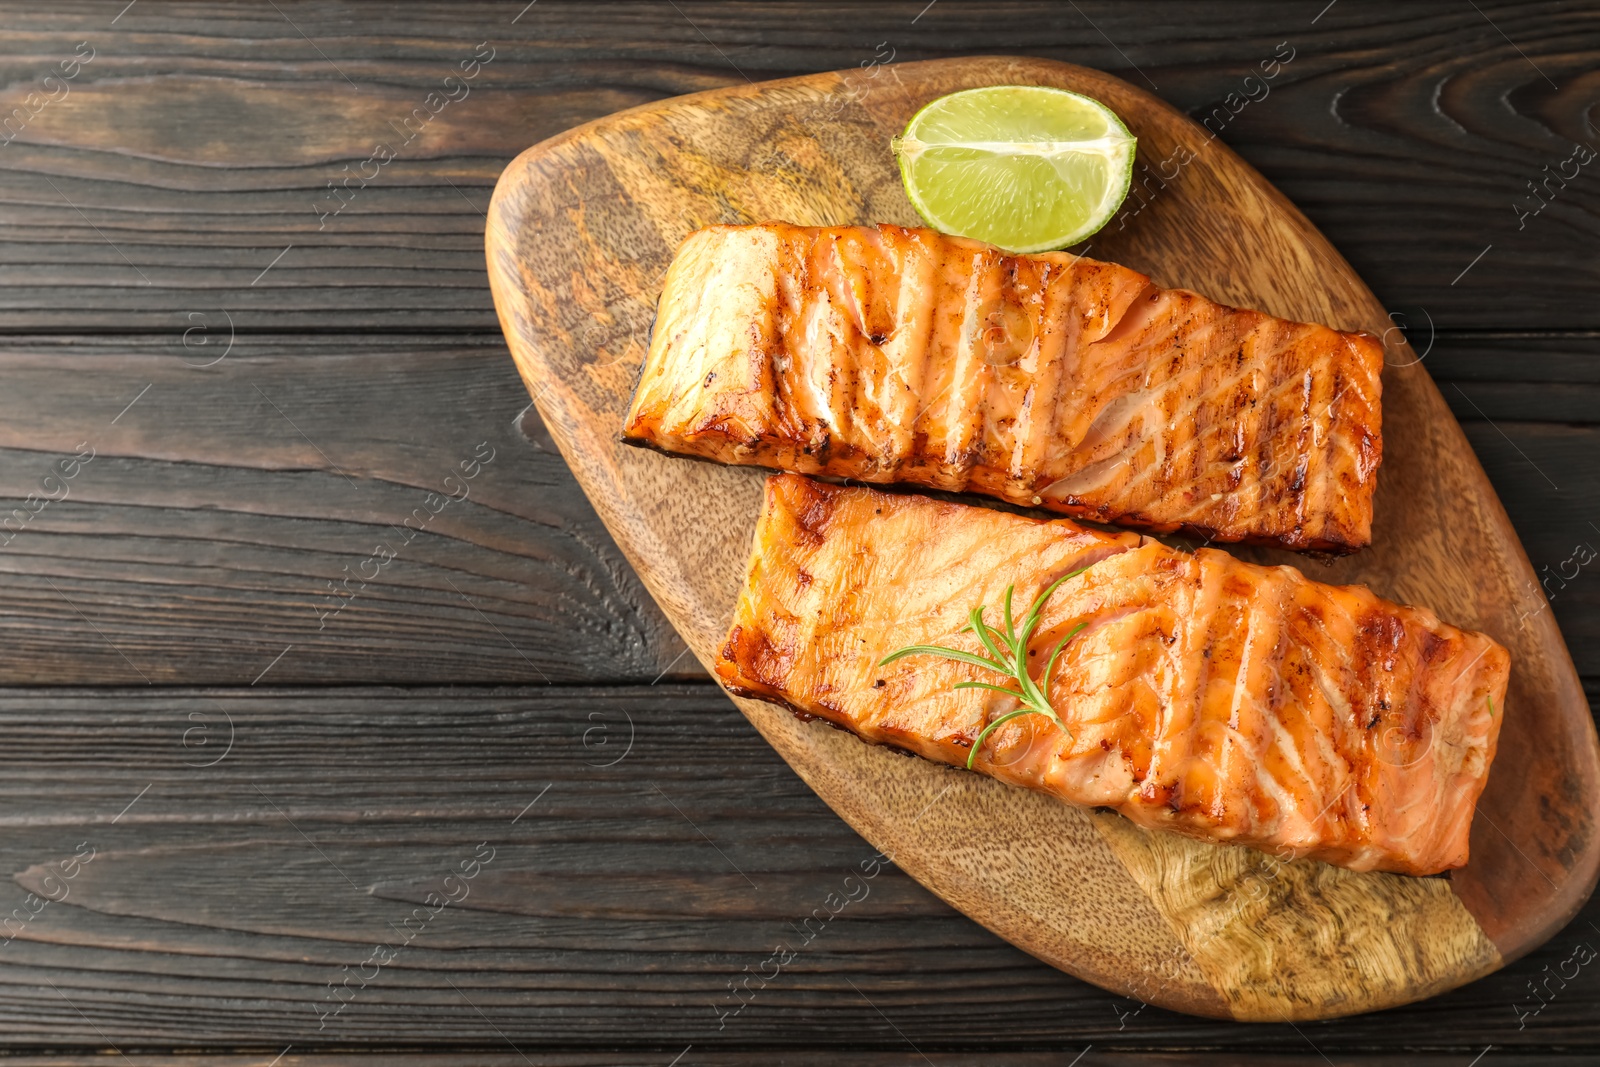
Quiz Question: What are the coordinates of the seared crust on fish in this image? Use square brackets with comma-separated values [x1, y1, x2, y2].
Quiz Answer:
[718, 475, 1507, 876]
[624, 223, 1383, 552]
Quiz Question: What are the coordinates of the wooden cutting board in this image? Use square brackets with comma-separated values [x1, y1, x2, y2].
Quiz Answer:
[485, 56, 1600, 1021]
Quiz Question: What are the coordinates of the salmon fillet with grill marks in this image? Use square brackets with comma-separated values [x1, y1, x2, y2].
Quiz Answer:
[718, 475, 1507, 876]
[623, 223, 1384, 553]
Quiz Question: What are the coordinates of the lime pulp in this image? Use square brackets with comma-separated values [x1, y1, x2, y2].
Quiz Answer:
[891, 85, 1137, 254]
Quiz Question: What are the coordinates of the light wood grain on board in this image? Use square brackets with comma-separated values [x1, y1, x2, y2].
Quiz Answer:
[487, 56, 1600, 1019]
[1091, 815, 1498, 1022]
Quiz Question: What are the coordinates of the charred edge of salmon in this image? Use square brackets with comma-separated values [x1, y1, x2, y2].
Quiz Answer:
[618, 431, 745, 466]
[619, 352, 662, 445]
[721, 661, 1483, 872]
[718, 651, 933, 759]
[621, 427, 1367, 554]
[720, 679, 925, 757]
[630, 420, 1364, 553]
[1026, 504, 1366, 555]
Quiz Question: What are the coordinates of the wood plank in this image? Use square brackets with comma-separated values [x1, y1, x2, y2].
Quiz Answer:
[1433, 332, 1600, 424]
[0, 684, 1589, 1052]
[0, 334, 695, 685]
[0, 1058, 1580, 1067]
[0, 2, 1596, 329]
[0, 1, 1591, 1057]
[0, 334, 1593, 682]
[1403, 333, 1600, 668]
[1463, 420, 1600, 672]
[0, 1057, 1568, 1066]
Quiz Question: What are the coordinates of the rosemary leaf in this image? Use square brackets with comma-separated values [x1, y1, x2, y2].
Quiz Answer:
[967, 708, 1040, 769]
[877, 644, 1004, 673]
[878, 567, 1096, 769]
[952, 680, 1026, 696]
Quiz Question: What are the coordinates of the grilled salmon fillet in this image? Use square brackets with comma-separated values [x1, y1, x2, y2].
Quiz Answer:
[624, 223, 1384, 552]
[718, 475, 1507, 876]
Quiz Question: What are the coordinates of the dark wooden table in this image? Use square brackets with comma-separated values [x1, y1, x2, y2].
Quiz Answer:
[0, 1, 1596, 1062]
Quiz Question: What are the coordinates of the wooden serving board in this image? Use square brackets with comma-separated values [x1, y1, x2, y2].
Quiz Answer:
[486, 56, 1600, 1021]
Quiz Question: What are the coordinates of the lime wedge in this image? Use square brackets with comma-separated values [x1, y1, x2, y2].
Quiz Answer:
[891, 85, 1137, 254]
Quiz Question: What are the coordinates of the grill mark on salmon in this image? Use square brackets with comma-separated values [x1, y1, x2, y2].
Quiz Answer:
[623, 223, 1384, 552]
[718, 475, 1507, 876]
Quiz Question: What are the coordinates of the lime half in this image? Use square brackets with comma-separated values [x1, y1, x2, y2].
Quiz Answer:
[892, 85, 1137, 254]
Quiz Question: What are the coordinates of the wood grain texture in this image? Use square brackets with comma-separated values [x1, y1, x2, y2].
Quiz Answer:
[1435, 333, 1600, 424]
[3, 1061, 1596, 1067]
[0, 1060, 1592, 1067]
[0, 335, 693, 685]
[0, 1057, 1585, 1067]
[487, 55, 1598, 1020]
[0, 685, 1588, 1054]
[0, 335, 1592, 683]
[0, 2, 1597, 329]
[1092, 814, 1498, 1020]
[0, 0, 1596, 1057]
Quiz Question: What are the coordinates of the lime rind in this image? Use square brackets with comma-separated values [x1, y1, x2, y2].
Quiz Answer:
[892, 85, 1137, 254]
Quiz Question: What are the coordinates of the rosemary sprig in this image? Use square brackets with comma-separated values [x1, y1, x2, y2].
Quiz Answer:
[879, 567, 1091, 769]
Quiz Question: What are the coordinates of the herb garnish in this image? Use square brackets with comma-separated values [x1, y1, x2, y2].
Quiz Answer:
[879, 567, 1091, 769]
